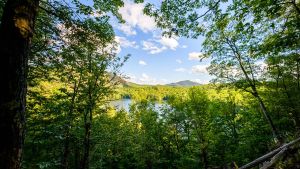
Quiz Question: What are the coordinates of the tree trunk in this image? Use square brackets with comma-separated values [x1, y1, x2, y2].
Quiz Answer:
[201, 147, 208, 169]
[297, 59, 300, 90]
[254, 93, 282, 143]
[227, 38, 280, 142]
[61, 129, 70, 169]
[74, 142, 80, 169]
[0, 0, 39, 168]
[80, 80, 93, 169]
[62, 79, 80, 169]
[80, 112, 91, 169]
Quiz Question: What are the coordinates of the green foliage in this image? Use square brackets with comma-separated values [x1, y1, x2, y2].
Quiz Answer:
[116, 85, 190, 101]
[22, 0, 127, 168]
[24, 75, 300, 168]
[12, 0, 300, 168]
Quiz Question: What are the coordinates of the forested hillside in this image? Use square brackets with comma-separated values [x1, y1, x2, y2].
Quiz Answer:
[0, 0, 299, 169]
[24, 81, 300, 168]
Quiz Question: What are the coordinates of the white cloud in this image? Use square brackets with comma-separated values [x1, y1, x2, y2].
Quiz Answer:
[152, 30, 162, 39]
[126, 73, 168, 85]
[142, 73, 149, 78]
[115, 36, 138, 48]
[176, 59, 182, 64]
[106, 36, 138, 54]
[118, 1, 156, 34]
[159, 37, 179, 50]
[192, 79, 210, 84]
[118, 24, 137, 36]
[139, 60, 147, 66]
[142, 36, 180, 54]
[142, 40, 166, 54]
[139, 73, 158, 84]
[182, 45, 188, 48]
[191, 65, 208, 74]
[188, 52, 205, 61]
[174, 68, 186, 72]
[161, 78, 169, 83]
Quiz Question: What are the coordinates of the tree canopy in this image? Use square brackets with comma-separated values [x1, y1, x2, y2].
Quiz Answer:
[0, 0, 300, 168]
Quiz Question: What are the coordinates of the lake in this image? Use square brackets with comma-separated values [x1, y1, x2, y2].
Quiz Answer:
[109, 99, 165, 113]
[110, 99, 132, 112]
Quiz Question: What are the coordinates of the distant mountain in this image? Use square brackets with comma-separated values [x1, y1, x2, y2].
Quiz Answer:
[166, 80, 200, 87]
[111, 74, 201, 87]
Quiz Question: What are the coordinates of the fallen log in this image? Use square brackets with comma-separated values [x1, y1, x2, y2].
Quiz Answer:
[239, 137, 300, 169]
[260, 147, 287, 169]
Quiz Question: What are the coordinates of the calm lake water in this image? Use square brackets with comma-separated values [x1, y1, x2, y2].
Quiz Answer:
[110, 99, 132, 112]
[109, 99, 165, 112]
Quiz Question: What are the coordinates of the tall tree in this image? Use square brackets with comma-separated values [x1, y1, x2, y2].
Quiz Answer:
[0, 0, 39, 168]
[0, 0, 128, 167]
[144, 0, 290, 142]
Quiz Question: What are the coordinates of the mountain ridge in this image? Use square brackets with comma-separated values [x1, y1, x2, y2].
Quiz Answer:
[166, 80, 201, 87]
[113, 75, 201, 87]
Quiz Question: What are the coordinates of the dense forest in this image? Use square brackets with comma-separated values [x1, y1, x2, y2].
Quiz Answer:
[0, 0, 300, 169]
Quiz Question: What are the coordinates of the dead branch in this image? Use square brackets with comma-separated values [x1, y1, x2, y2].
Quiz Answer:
[239, 137, 300, 169]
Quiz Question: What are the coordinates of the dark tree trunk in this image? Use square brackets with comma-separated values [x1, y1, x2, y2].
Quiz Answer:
[80, 112, 91, 169]
[297, 59, 300, 90]
[61, 129, 70, 169]
[0, 0, 39, 168]
[62, 80, 80, 169]
[201, 147, 208, 169]
[146, 159, 153, 169]
[80, 79, 93, 169]
[74, 142, 81, 169]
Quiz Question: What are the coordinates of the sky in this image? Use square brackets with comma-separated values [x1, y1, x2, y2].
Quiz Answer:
[111, 0, 213, 85]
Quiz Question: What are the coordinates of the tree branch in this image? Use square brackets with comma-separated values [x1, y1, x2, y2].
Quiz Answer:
[239, 137, 300, 169]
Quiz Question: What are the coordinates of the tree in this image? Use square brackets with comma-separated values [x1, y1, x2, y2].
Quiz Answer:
[202, 15, 281, 142]
[186, 88, 210, 169]
[23, 13, 125, 168]
[0, 1, 39, 168]
[0, 0, 129, 167]
[144, 0, 293, 143]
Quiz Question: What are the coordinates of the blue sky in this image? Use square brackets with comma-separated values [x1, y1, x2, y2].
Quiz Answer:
[111, 1, 213, 85]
